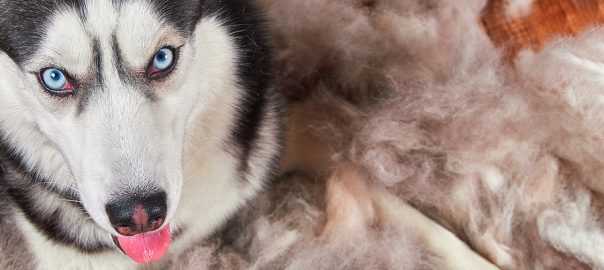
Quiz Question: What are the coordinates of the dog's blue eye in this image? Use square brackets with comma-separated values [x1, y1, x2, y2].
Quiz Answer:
[153, 48, 174, 72]
[41, 68, 69, 92]
[148, 47, 177, 80]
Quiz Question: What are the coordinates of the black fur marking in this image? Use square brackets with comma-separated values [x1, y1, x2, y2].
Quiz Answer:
[93, 39, 104, 87]
[112, 36, 129, 84]
[148, 0, 203, 34]
[202, 1, 275, 176]
[0, 0, 87, 65]
[76, 39, 103, 114]
[7, 186, 111, 253]
[0, 133, 81, 204]
[112, 36, 158, 101]
[0, 131, 111, 253]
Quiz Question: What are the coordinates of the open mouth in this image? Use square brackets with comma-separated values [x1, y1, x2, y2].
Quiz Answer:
[111, 224, 171, 264]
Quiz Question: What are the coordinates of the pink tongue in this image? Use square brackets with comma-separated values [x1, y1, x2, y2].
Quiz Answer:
[117, 224, 171, 264]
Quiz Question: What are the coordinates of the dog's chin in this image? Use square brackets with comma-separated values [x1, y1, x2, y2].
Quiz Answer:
[111, 224, 172, 264]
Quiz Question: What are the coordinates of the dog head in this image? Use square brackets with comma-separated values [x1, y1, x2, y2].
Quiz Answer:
[0, 0, 278, 263]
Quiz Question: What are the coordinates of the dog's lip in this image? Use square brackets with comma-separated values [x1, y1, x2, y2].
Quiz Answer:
[110, 222, 171, 248]
[112, 235, 125, 254]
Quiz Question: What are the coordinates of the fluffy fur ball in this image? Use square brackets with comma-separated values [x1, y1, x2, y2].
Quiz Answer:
[173, 0, 604, 269]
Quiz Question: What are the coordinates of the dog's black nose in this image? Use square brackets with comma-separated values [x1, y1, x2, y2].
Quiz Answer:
[105, 192, 167, 236]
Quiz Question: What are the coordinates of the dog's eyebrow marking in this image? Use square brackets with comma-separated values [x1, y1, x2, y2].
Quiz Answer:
[111, 34, 137, 86]
[112, 35, 128, 83]
[93, 39, 103, 88]
[76, 39, 102, 114]
[111, 35, 158, 101]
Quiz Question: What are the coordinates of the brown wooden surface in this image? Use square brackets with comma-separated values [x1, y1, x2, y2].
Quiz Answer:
[482, 0, 604, 59]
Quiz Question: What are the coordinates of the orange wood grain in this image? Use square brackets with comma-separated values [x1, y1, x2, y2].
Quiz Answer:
[481, 0, 604, 59]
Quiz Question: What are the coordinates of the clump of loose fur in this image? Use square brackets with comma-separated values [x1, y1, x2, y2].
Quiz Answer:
[348, 5, 604, 270]
[173, 0, 604, 269]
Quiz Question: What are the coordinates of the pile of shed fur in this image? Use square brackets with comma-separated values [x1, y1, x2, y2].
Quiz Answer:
[174, 0, 604, 269]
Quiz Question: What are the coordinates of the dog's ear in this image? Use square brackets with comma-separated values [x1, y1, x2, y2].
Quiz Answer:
[150, 0, 203, 34]
[0, 34, 20, 67]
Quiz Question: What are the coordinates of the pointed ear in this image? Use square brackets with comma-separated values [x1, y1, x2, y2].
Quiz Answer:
[151, 0, 202, 33]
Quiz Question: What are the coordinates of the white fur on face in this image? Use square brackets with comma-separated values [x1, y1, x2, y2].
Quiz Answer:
[116, 1, 183, 68]
[0, 0, 249, 238]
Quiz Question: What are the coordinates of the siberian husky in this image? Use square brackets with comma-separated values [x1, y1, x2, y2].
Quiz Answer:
[0, 0, 282, 269]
